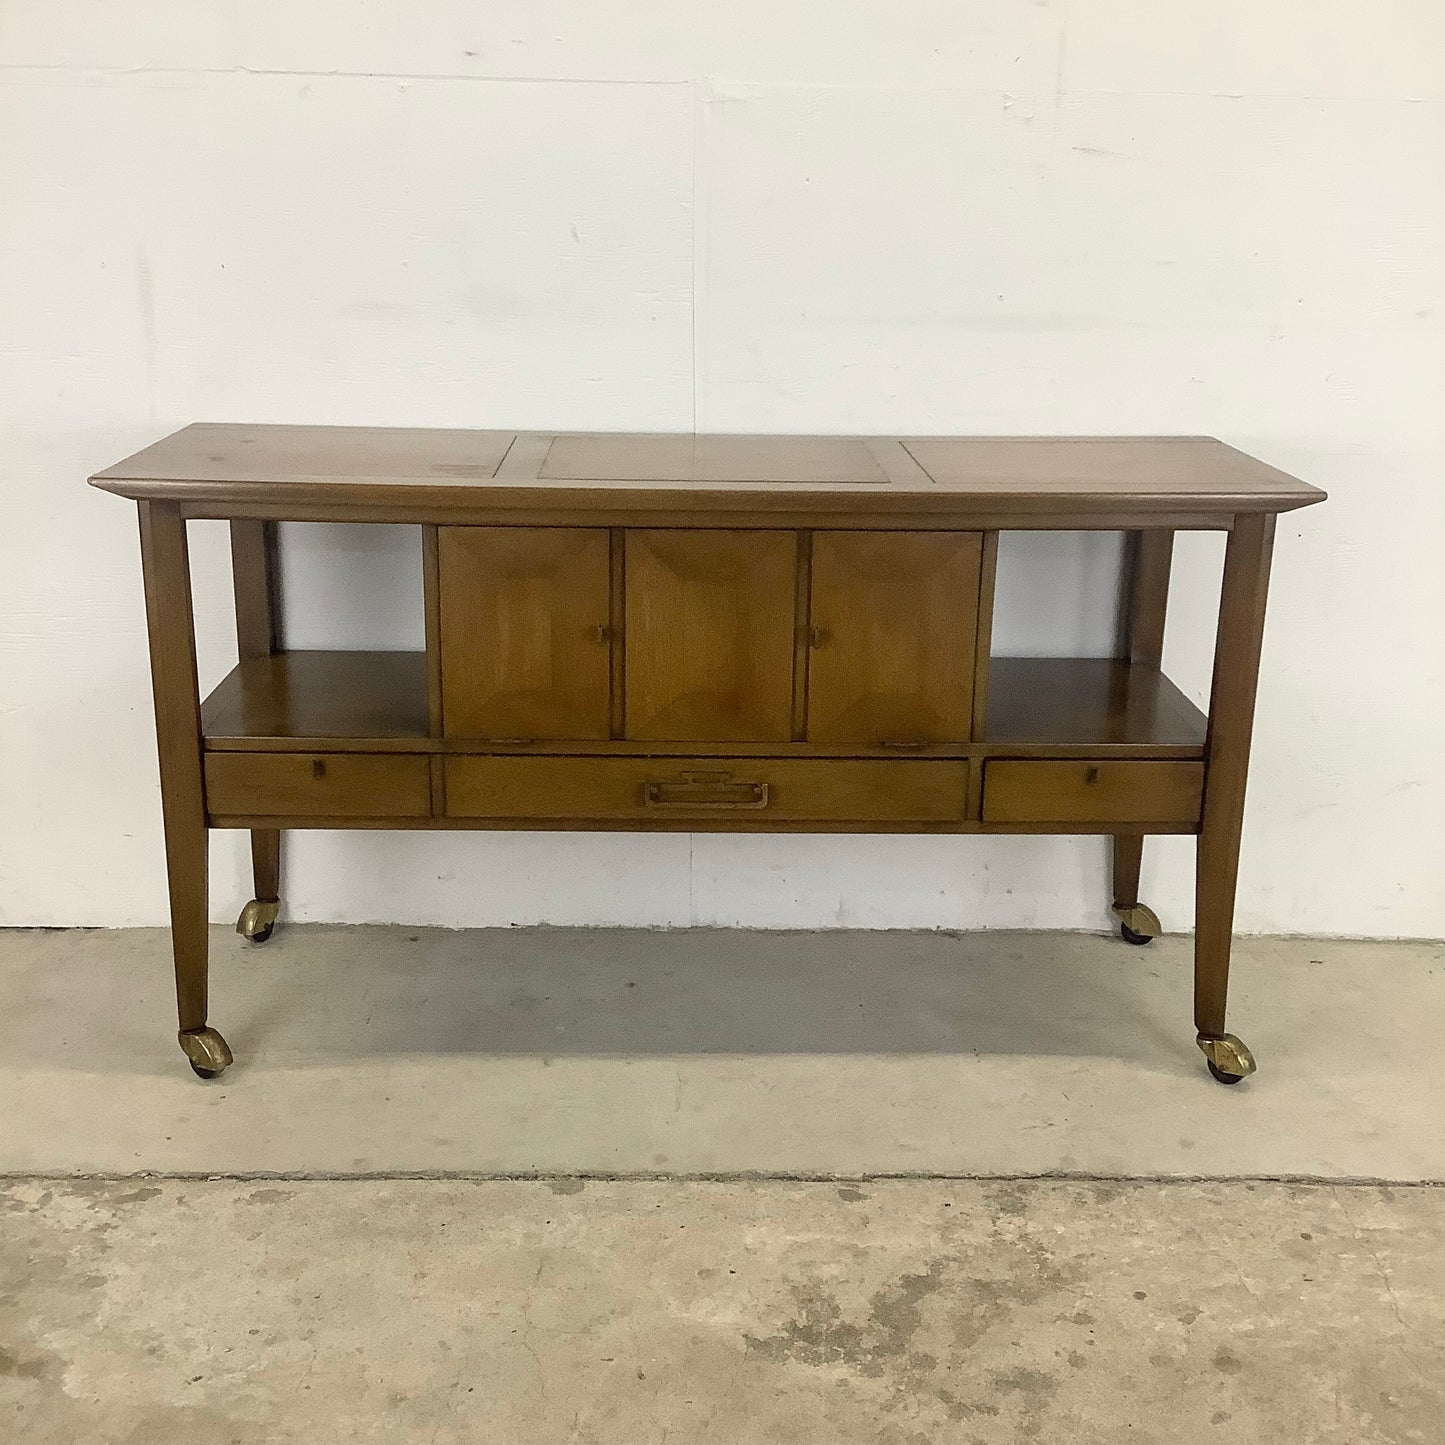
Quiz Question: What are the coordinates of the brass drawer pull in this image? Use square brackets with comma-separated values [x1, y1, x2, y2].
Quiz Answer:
[643, 771, 770, 810]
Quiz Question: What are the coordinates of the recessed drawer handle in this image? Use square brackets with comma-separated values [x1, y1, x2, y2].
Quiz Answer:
[644, 772, 770, 810]
[310, 759, 327, 780]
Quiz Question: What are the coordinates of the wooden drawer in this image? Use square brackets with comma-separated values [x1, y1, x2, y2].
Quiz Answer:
[981, 760, 1203, 825]
[446, 756, 969, 824]
[205, 753, 432, 819]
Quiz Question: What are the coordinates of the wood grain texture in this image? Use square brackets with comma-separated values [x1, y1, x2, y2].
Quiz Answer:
[624, 530, 797, 742]
[807, 531, 981, 745]
[229, 517, 284, 906]
[138, 502, 209, 1030]
[1121, 529, 1174, 666]
[202, 651, 430, 744]
[91, 426, 1327, 520]
[541, 434, 887, 484]
[198, 651, 1210, 760]
[982, 760, 1204, 825]
[446, 756, 969, 824]
[205, 753, 431, 820]
[438, 527, 611, 741]
[1196, 512, 1276, 1037]
[229, 519, 281, 658]
[985, 658, 1206, 754]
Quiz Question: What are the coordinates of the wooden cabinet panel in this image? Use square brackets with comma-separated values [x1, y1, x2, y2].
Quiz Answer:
[981, 760, 1204, 825]
[205, 753, 431, 820]
[807, 531, 982, 745]
[446, 755, 969, 825]
[625, 530, 797, 742]
[439, 527, 611, 740]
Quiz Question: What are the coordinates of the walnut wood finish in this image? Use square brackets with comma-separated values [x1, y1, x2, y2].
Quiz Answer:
[229, 519, 283, 912]
[199, 651, 1207, 760]
[1112, 529, 1175, 914]
[203, 650, 430, 744]
[1196, 513, 1276, 1040]
[982, 760, 1203, 826]
[438, 526, 611, 740]
[205, 752, 432, 819]
[806, 531, 982, 746]
[984, 658, 1203, 755]
[446, 756, 969, 825]
[624, 529, 796, 742]
[98, 428, 1324, 1080]
[92, 426, 1326, 523]
[138, 502, 209, 1033]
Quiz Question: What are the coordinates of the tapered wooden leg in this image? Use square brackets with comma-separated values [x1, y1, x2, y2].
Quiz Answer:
[1112, 529, 1173, 945]
[1112, 834, 1143, 908]
[139, 502, 231, 1078]
[1111, 833, 1159, 944]
[231, 519, 283, 945]
[237, 830, 282, 942]
[1194, 513, 1276, 1083]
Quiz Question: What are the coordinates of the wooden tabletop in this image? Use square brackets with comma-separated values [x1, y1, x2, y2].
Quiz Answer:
[90, 425, 1325, 522]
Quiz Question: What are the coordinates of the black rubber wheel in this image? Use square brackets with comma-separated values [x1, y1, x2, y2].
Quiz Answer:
[190, 1062, 222, 1080]
[248, 924, 274, 944]
[1120, 922, 1153, 946]
[1207, 1059, 1245, 1086]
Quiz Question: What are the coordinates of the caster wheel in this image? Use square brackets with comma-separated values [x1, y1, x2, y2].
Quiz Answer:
[1207, 1060, 1246, 1086]
[1197, 1033, 1256, 1086]
[1113, 903, 1161, 946]
[237, 899, 280, 943]
[178, 1027, 233, 1080]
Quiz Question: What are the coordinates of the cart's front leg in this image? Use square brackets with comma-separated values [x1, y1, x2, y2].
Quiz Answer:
[1194, 512, 1275, 1085]
[140, 501, 232, 1079]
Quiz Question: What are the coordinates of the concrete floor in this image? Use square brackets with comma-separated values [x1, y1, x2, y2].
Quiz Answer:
[2, 926, 1443, 1177]
[4, 927, 1445, 1443]
[3, 1177, 1443, 1444]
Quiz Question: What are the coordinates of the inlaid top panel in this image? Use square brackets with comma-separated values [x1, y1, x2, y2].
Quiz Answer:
[540, 434, 888, 484]
[90, 425, 1326, 520]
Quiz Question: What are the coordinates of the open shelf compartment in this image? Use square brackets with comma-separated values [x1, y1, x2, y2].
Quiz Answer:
[200, 649, 1206, 758]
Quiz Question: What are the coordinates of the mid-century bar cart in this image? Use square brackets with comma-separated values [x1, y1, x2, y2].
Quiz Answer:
[92, 428, 1325, 1084]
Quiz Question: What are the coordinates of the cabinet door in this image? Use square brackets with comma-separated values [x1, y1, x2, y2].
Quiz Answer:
[438, 527, 611, 739]
[625, 530, 797, 741]
[807, 531, 982, 745]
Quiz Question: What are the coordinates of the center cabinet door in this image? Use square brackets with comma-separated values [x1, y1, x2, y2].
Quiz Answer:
[625, 530, 798, 742]
[806, 531, 984, 745]
[438, 527, 612, 740]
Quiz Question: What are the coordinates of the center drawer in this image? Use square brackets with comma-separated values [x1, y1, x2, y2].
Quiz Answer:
[445, 756, 969, 824]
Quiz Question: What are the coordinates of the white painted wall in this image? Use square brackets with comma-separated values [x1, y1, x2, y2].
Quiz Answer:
[3, 3, 1442, 936]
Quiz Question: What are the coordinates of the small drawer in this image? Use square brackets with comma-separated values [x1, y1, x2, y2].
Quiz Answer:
[981, 759, 1203, 825]
[205, 753, 432, 820]
[445, 756, 969, 825]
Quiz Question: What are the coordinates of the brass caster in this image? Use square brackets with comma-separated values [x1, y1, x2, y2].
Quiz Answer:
[1197, 1033, 1257, 1086]
[178, 1027, 233, 1080]
[1114, 903, 1161, 946]
[236, 898, 280, 944]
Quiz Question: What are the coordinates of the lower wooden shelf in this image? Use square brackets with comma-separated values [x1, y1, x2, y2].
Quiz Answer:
[200, 650, 1207, 759]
